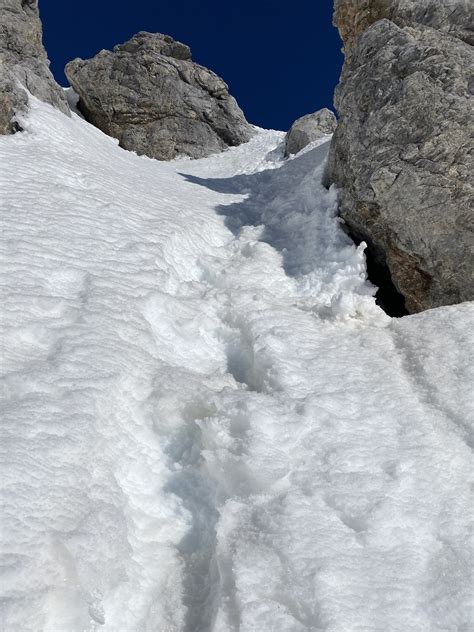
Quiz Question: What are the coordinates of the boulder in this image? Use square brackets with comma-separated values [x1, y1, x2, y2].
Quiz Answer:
[328, 0, 474, 313]
[285, 108, 337, 156]
[0, 0, 69, 134]
[65, 32, 254, 161]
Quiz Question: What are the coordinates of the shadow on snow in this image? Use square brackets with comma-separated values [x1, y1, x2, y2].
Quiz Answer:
[179, 141, 340, 279]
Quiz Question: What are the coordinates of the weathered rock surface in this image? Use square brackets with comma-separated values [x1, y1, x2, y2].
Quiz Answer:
[328, 0, 474, 312]
[333, 0, 473, 58]
[0, 0, 69, 134]
[285, 108, 337, 156]
[65, 32, 254, 161]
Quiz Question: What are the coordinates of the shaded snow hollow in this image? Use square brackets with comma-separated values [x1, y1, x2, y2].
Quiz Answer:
[0, 97, 472, 632]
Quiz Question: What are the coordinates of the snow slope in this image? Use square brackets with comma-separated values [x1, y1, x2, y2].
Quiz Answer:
[0, 98, 472, 632]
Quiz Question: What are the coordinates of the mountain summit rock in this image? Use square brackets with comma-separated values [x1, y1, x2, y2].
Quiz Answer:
[65, 32, 254, 161]
[328, 0, 474, 313]
[0, 0, 69, 134]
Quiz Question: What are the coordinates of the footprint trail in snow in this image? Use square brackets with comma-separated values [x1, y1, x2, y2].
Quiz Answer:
[0, 98, 472, 632]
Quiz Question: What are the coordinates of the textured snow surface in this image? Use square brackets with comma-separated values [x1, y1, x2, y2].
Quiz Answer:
[0, 99, 473, 632]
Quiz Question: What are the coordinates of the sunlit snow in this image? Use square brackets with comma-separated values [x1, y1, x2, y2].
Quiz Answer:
[0, 97, 472, 632]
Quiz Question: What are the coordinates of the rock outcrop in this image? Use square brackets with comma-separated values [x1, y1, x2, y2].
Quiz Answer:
[333, 0, 473, 57]
[0, 0, 69, 134]
[285, 108, 337, 156]
[65, 32, 254, 161]
[328, 0, 474, 313]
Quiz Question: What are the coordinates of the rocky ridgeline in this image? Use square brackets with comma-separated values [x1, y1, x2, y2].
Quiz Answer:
[0, 0, 69, 133]
[328, 0, 474, 312]
[65, 32, 254, 160]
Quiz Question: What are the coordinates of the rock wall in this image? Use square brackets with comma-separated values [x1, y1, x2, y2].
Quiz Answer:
[333, 0, 473, 58]
[328, 0, 473, 312]
[65, 32, 254, 161]
[0, 0, 69, 134]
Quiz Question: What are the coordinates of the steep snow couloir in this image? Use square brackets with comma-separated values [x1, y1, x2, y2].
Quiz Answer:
[0, 98, 472, 631]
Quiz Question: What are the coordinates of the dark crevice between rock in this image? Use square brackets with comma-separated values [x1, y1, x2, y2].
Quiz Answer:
[12, 120, 24, 133]
[343, 226, 409, 318]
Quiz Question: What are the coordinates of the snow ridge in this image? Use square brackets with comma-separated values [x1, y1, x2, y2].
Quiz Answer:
[0, 99, 472, 632]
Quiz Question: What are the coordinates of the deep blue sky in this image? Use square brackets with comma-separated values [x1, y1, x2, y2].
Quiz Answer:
[40, 0, 343, 132]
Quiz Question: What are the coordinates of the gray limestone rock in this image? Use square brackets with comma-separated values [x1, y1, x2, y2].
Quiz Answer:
[65, 32, 254, 161]
[333, 0, 473, 58]
[0, 0, 69, 134]
[328, 1, 474, 312]
[285, 108, 337, 157]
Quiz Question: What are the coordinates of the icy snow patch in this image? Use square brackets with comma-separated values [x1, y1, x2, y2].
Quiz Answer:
[0, 98, 472, 632]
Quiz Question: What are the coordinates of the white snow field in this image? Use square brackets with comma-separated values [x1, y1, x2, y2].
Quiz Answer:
[1, 97, 473, 632]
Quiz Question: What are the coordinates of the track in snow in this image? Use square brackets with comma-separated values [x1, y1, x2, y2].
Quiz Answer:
[0, 98, 472, 632]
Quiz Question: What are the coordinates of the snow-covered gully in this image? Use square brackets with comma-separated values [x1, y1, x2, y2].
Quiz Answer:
[1, 99, 472, 632]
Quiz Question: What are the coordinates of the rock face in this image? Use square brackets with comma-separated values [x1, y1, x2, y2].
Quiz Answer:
[333, 0, 473, 56]
[0, 0, 69, 134]
[65, 32, 254, 161]
[285, 108, 337, 157]
[328, 0, 474, 313]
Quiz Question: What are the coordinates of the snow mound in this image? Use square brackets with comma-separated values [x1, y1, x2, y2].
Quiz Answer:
[0, 99, 472, 632]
